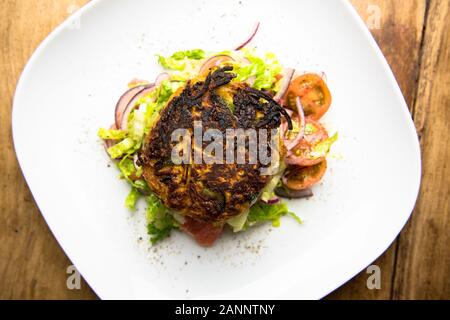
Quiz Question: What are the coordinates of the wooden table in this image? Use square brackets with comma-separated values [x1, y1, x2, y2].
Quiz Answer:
[1, 0, 448, 299]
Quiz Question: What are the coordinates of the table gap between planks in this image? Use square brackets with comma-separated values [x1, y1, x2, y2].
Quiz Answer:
[0, 0, 448, 299]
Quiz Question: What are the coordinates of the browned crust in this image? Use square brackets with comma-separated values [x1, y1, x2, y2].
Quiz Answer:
[139, 67, 288, 222]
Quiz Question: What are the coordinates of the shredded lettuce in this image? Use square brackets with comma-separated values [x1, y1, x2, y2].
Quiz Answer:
[171, 49, 205, 60]
[227, 210, 249, 232]
[145, 80, 180, 134]
[260, 176, 280, 203]
[107, 137, 135, 159]
[118, 156, 141, 179]
[125, 187, 141, 211]
[118, 156, 135, 178]
[309, 132, 338, 159]
[97, 128, 127, 140]
[132, 179, 150, 194]
[246, 202, 302, 228]
[127, 108, 146, 142]
[234, 50, 282, 91]
[157, 55, 186, 71]
[305, 123, 318, 135]
[146, 194, 175, 244]
[157, 48, 281, 91]
[246, 202, 288, 227]
[157, 49, 205, 71]
[156, 80, 178, 105]
[260, 162, 286, 202]
[289, 212, 304, 225]
[134, 80, 180, 136]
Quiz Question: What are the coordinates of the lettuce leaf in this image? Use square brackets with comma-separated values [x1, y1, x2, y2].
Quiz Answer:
[246, 202, 288, 227]
[118, 156, 135, 178]
[125, 187, 141, 211]
[146, 194, 175, 244]
[246, 202, 302, 228]
[227, 210, 249, 232]
[107, 138, 135, 159]
[127, 109, 146, 142]
[156, 80, 178, 105]
[157, 55, 186, 71]
[309, 132, 338, 159]
[171, 49, 205, 60]
[132, 179, 150, 193]
[234, 50, 282, 91]
[97, 128, 127, 140]
[118, 156, 141, 180]
[157, 49, 205, 71]
[288, 212, 304, 225]
[145, 80, 180, 133]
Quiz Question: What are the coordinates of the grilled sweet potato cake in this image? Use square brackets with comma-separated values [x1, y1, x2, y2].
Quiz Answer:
[139, 67, 290, 224]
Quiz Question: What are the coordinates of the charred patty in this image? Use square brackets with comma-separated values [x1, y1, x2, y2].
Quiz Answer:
[138, 67, 291, 223]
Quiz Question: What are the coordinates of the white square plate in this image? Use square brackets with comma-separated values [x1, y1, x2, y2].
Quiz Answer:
[12, 0, 421, 299]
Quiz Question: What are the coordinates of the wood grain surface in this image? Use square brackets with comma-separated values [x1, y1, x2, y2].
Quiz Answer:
[0, 0, 448, 300]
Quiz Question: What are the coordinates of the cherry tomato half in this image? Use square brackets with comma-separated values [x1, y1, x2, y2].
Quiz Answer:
[285, 73, 332, 120]
[286, 118, 329, 167]
[282, 160, 327, 191]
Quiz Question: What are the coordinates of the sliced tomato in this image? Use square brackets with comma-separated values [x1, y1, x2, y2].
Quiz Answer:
[181, 217, 224, 247]
[285, 73, 332, 120]
[286, 118, 329, 167]
[282, 160, 327, 191]
[199, 55, 235, 76]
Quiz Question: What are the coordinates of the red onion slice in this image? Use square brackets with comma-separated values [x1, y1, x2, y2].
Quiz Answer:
[284, 97, 306, 151]
[260, 197, 280, 205]
[155, 72, 170, 86]
[128, 79, 150, 87]
[119, 85, 156, 130]
[274, 68, 295, 102]
[319, 71, 328, 82]
[275, 187, 313, 199]
[235, 21, 260, 51]
[115, 85, 148, 129]
[199, 55, 235, 75]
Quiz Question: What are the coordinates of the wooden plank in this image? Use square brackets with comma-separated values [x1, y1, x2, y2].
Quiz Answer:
[327, 0, 427, 299]
[350, 0, 427, 108]
[393, 0, 450, 299]
[0, 0, 96, 299]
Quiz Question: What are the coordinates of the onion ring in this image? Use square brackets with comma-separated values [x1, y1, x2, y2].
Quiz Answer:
[283, 97, 306, 151]
[275, 186, 313, 199]
[119, 85, 156, 130]
[199, 55, 235, 75]
[235, 22, 260, 50]
[115, 85, 148, 128]
[274, 68, 295, 102]
[155, 72, 170, 86]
